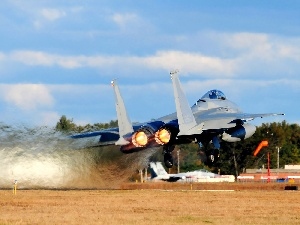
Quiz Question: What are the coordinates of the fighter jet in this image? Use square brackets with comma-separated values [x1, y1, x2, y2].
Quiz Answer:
[72, 71, 284, 168]
[149, 162, 219, 182]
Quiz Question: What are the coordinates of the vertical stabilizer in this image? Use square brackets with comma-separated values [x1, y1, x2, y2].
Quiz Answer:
[149, 162, 168, 178]
[149, 162, 159, 178]
[170, 71, 200, 135]
[111, 80, 134, 145]
[155, 162, 169, 176]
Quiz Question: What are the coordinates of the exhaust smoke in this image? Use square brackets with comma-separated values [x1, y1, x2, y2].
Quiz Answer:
[0, 123, 158, 189]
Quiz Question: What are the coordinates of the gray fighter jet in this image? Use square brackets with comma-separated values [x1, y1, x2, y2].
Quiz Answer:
[72, 71, 284, 168]
[149, 162, 219, 182]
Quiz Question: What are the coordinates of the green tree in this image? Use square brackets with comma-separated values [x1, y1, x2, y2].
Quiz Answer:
[55, 115, 77, 132]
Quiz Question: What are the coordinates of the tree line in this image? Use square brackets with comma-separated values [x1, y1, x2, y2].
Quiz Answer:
[55, 115, 118, 133]
[56, 116, 300, 175]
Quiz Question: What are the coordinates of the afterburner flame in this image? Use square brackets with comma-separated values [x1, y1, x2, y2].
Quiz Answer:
[155, 128, 171, 145]
[132, 131, 148, 147]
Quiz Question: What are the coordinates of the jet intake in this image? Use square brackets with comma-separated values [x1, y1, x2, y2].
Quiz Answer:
[222, 124, 256, 142]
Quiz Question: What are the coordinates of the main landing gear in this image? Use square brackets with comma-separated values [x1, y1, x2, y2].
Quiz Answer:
[163, 145, 175, 168]
[208, 149, 220, 165]
[198, 148, 220, 167]
[198, 137, 220, 167]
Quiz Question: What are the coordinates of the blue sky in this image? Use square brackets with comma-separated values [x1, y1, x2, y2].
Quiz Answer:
[0, 0, 299, 126]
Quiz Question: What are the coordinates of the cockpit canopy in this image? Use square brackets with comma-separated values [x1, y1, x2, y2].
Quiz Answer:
[194, 89, 226, 105]
[201, 90, 226, 100]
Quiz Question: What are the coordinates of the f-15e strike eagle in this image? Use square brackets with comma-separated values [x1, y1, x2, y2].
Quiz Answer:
[72, 71, 284, 168]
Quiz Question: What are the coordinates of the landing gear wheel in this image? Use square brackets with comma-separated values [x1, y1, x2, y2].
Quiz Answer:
[206, 150, 220, 166]
[163, 145, 175, 168]
[198, 150, 207, 164]
[214, 149, 220, 163]
[164, 153, 173, 168]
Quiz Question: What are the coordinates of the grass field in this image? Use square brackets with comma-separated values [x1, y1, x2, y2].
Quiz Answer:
[0, 183, 299, 225]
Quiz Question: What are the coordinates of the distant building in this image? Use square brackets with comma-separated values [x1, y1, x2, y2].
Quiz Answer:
[238, 165, 300, 183]
[284, 165, 300, 170]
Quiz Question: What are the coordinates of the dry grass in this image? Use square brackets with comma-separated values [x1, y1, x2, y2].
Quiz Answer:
[0, 184, 299, 225]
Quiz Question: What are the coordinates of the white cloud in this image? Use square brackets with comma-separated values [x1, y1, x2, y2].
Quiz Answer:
[10, 51, 55, 66]
[112, 13, 139, 28]
[225, 32, 270, 51]
[4, 84, 54, 110]
[110, 12, 155, 35]
[142, 51, 237, 76]
[40, 111, 60, 126]
[222, 32, 300, 62]
[8, 51, 103, 69]
[32, 7, 67, 29]
[40, 8, 66, 21]
[277, 45, 300, 61]
[7, 50, 237, 76]
[5, 2, 68, 29]
[69, 6, 84, 14]
[2, 31, 300, 79]
[0, 52, 5, 61]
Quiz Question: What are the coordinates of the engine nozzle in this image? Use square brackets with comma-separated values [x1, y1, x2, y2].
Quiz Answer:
[132, 131, 148, 147]
[155, 128, 171, 145]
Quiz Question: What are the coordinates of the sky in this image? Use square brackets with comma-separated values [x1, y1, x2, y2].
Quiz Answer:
[0, 0, 299, 127]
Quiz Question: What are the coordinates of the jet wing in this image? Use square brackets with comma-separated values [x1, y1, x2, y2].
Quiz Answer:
[193, 108, 284, 130]
[235, 113, 285, 122]
[71, 128, 120, 145]
[70, 122, 163, 146]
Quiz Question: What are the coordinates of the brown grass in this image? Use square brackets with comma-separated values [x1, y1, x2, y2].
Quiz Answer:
[0, 183, 299, 225]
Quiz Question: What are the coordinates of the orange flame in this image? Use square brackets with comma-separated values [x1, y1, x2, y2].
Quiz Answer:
[132, 131, 148, 147]
[155, 128, 171, 145]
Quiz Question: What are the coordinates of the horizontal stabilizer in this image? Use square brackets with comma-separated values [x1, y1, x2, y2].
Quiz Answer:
[70, 128, 120, 146]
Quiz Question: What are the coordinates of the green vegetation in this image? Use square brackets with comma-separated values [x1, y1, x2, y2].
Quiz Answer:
[55, 116, 300, 175]
[55, 115, 77, 132]
[55, 115, 118, 133]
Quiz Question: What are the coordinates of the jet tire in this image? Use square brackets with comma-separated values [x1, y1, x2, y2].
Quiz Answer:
[164, 153, 173, 168]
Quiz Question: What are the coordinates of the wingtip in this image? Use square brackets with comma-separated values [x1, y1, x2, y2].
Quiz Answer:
[275, 113, 285, 116]
[170, 69, 179, 78]
[111, 79, 116, 86]
[111, 78, 119, 87]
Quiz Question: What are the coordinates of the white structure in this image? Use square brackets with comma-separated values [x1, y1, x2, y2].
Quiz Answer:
[149, 162, 234, 182]
[284, 165, 300, 170]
